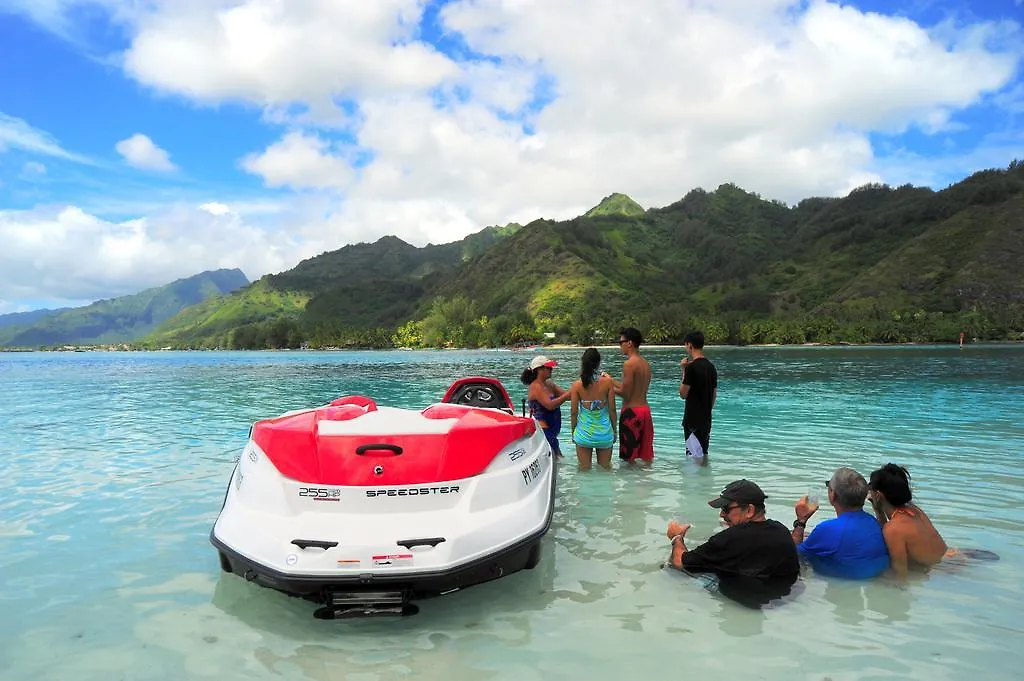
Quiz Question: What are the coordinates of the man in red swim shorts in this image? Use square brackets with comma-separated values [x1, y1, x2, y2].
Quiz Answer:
[606, 327, 654, 465]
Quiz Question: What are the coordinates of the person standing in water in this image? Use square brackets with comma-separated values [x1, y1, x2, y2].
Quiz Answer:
[569, 348, 617, 470]
[679, 330, 717, 465]
[521, 355, 571, 458]
[605, 327, 654, 465]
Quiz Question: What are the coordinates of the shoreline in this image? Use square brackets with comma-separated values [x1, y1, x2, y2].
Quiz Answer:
[6, 339, 1023, 353]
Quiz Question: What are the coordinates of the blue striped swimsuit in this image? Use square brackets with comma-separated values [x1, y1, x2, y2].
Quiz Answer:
[573, 386, 614, 448]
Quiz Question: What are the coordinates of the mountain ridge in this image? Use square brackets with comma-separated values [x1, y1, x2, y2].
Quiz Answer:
[0, 268, 250, 347]
[126, 161, 1024, 347]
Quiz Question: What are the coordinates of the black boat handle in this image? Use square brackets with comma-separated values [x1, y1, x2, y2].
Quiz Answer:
[397, 537, 446, 549]
[291, 539, 339, 550]
[355, 443, 403, 456]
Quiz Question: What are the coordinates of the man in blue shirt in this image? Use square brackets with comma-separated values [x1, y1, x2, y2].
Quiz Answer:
[791, 467, 890, 579]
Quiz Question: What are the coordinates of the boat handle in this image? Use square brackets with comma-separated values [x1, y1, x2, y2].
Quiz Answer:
[291, 539, 339, 550]
[397, 537, 446, 549]
[355, 444, 404, 456]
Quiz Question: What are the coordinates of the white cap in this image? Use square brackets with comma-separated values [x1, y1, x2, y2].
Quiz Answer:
[529, 355, 558, 370]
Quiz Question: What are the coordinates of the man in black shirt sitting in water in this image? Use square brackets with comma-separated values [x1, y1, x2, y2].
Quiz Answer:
[665, 479, 800, 608]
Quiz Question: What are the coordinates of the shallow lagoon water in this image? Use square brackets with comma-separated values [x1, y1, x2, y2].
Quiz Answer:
[1, 346, 1022, 680]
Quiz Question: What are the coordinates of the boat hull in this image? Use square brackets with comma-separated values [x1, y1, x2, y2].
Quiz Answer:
[211, 484, 552, 603]
[210, 395, 556, 611]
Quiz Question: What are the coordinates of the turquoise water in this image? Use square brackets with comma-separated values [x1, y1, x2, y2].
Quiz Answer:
[1, 346, 1022, 680]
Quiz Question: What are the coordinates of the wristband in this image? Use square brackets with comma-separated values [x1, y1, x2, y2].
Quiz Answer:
[670, 534, 684, 545]
[792, 519, 807, 529]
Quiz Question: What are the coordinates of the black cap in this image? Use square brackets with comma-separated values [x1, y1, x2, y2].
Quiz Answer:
[708, 479, 767, 508]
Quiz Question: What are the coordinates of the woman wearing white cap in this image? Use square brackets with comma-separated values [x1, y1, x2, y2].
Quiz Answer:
[520, 355, 571, 457]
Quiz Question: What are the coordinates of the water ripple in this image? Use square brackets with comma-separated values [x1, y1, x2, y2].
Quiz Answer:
[0, 347, 1022, 680]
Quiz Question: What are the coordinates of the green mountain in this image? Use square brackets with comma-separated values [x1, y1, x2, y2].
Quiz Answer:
[0, 307, 71, 330]
[148, 224, 522, 348]
[0, 268, 249, 347]
[584, 193, 646, 218]
[145, 161, 1024, 349]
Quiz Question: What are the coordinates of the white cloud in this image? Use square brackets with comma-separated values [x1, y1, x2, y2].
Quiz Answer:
[114, 133, 177, 172]
[1, 0, 1022, 312]
[121, 0, 458, 108]
[0, 203, 299, 305]
[241, 132, 354, 190]
[0, 112, 93, 164]
[311, 197, 492, 252]
[199, 201, 232, 216]
[232, 0, 1022, 237]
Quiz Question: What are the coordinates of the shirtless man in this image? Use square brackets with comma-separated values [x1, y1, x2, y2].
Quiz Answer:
[604, 327, 654, 465]
[867, 463, 949, 578]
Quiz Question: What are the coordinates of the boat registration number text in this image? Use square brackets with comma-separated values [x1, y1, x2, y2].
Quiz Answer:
[522, 459, 542, 486]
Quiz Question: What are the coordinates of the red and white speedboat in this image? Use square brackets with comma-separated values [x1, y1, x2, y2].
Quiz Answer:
[210, 377, 555, 618]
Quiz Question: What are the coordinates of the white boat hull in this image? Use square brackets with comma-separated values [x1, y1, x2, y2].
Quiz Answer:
[211, 400, 555, 614]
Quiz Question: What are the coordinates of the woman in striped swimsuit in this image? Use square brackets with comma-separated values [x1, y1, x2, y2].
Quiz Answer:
[570, 348, 617, 470]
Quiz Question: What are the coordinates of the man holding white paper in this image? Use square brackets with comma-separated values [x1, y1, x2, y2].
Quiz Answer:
[679, 330, 717, 465]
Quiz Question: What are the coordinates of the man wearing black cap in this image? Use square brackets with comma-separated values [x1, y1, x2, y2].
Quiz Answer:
[665, 479, 800, 605]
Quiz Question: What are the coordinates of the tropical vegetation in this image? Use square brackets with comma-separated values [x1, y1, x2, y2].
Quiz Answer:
[162, 162, 1022, 350]
[9, 162, 1023, 350]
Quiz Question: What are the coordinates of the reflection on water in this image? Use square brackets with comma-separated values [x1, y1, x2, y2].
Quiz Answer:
[1, 347, 1023, 680]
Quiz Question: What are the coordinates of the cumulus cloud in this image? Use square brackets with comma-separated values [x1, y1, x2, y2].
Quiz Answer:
[2, 0, 1023, 309]
[241, 132, 354, 190]
[0, 203, 301, 308]
[115, 133, 177, 171]
[224, 0, 1021, 227]
[199, 201, 232, 216]
[121, 0, 458, 107]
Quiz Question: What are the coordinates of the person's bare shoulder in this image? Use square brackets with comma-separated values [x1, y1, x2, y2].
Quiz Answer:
[909, 503, 934, 523]
[883, 516, 912, 539]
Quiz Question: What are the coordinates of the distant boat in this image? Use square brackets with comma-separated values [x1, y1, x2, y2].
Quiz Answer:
[510, 342, 541, 352]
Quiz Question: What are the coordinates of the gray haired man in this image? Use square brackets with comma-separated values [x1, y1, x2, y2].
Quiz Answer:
[791, 467, 891, 579]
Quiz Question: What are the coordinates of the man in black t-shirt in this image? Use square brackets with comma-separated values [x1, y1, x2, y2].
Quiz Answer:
[665, 479, 799, 607]
[679, 330, 717, 465]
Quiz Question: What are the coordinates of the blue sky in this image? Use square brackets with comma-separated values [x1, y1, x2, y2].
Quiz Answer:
[0, 0, 1021, 313]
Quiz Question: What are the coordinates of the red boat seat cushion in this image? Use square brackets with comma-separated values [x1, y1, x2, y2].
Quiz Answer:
[252, 402, 536, 486]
